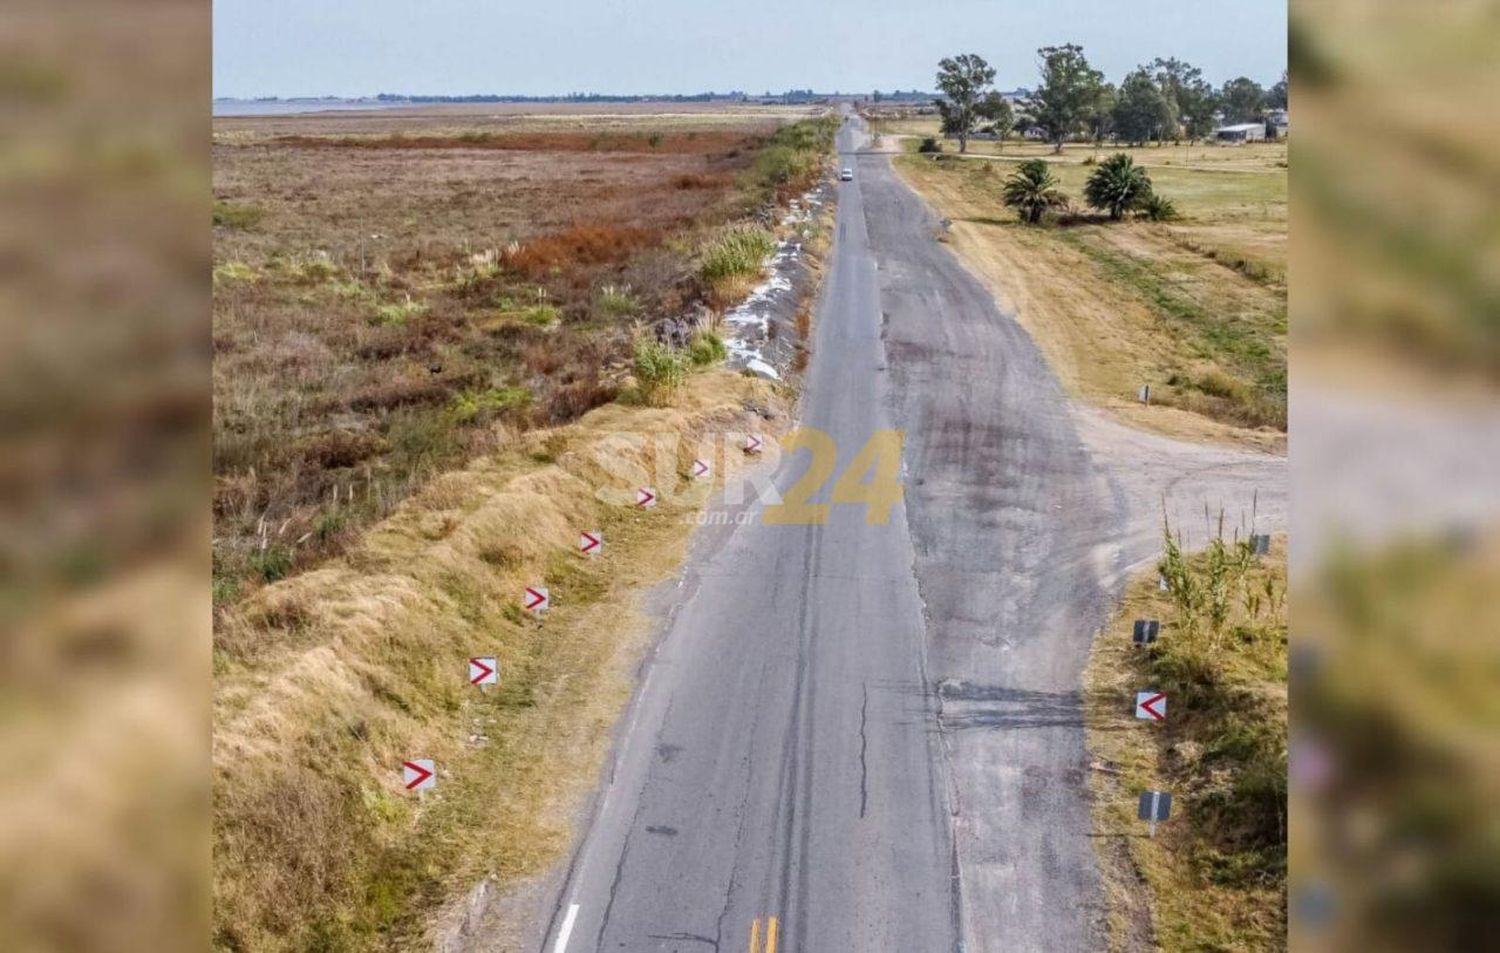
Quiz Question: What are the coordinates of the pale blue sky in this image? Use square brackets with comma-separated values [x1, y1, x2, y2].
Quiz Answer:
[213, 0, 1286, 98]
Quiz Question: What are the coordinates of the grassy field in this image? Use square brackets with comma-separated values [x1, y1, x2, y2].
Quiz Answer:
[888, 134, 1286, 449]
[213, 108, 834, 604]
[1085, 531, 1288, 952]
[870, 115, 1288, 173]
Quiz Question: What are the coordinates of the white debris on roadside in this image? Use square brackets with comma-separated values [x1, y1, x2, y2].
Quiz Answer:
[722, 185, 826, 379]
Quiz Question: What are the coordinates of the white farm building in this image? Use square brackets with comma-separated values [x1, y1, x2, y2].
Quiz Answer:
[1215, 122, 1266, 143]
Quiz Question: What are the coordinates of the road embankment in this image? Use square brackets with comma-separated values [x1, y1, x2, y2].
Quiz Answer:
[213, 372, 790, 952]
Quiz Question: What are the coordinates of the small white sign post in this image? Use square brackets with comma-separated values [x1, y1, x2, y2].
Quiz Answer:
[1138, 790, 1172, 837]
[691, 458, 711, 480]
[1135, 691, 1166, 722]
[524, 586, 549, 613]
[743, 434, 764, 455]
[579, 531, 602, 556]
[403, 759, 436, 797]
[636, 487, 657, 509]
[468, 657, 498, 689]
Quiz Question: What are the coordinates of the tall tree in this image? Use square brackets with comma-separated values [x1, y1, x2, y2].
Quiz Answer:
[1268, 69, 1288, 110]
[1219, 76, 1267, 124]
[1089, 83, 1118, 145]
[1030, 44, 1104, 153]
[977, 91, 1014, 143]
[1112, 69, 1174, 145]
[934, 53, 997, 153]
[1148, 57, 1218, 141]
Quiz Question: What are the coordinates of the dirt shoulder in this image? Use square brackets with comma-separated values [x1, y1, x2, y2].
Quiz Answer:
[890, 150, 1286, 454]
[1083, 534, 1288, 952]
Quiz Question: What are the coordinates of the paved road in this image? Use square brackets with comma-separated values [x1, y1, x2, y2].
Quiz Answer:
[534, 113, 1285, 953]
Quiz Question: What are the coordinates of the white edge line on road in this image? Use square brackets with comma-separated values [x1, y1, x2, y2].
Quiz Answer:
[552, 903, 580, 953]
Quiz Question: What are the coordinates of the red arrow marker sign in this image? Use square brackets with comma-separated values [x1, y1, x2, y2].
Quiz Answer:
[692, 458, 710, 479]
[743, 434, 763, 455]
[468, 657, 497, 686]
[636, 487, 657, 508]
[1135, 692, 1166, 722]
[579, 531, 601, 555]
[524, 586, 549, 612]
[402, 759, 436, 791]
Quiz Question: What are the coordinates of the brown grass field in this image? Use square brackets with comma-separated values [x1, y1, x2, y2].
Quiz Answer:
[884, 127, 1286, 451]
[213, 106, 829, 604]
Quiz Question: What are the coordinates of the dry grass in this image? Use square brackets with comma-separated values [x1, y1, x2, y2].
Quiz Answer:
[894, 150, 1285, 450]
[213, 371, 791, 952]
[270, 130, 763, 155]
[213, 102, 821, 141]
[213, 112, 830, 602]
[1085, 532, 1288, 953]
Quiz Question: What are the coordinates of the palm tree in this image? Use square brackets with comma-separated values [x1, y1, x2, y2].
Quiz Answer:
[1002, 159, 1068, 225]
[1084, 153, 1153, 220]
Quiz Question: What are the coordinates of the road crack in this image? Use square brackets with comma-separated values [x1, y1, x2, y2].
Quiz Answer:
[859, 682, 870, 819]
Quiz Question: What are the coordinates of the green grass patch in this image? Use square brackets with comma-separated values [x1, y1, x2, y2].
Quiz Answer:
[700, 226, 775, 284]
[373, 297, 428, 326]
[269, 251, 341, 284]
[451, 386, 532, 422]
[214, 200, 265, 229]
[632, 337, 689, 404]
[687, 330, 727, 366]
[519, 304, 560, 327]
[740, 116, 838, 203]
[213, 261, 259, 285]
[595, 284, 638, 317]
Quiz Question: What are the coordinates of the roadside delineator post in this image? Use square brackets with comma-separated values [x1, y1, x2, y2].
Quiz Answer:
[403, 759, 436, 798]
[1138, 384, 1151, 406]
[1134, 691, 1166, 722]
[1138, 789, 1172, 837]
[469, 657, 498, 691]
[1132, 619, 1160, 645]
[579, 531, 602, 556]
[524, 586, 549, 613]
[636, 487, 657, 509]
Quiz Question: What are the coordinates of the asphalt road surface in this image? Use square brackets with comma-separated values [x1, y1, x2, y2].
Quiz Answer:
[533, 112, 1284, 953]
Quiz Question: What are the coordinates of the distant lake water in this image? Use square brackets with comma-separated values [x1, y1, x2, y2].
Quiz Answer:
[213, 99, 417, 117]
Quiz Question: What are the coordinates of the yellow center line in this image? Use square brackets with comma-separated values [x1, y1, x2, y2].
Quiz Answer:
[766, 916, 779, 953]
[749, 918, 760, 953]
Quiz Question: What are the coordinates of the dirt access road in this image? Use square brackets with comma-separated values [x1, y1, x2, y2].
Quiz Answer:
[524, 110, 1284, 953]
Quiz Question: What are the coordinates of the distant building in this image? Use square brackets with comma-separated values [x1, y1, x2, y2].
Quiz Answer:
[1266, 108, 1289, 139]
[1215, 122, 1267, 143]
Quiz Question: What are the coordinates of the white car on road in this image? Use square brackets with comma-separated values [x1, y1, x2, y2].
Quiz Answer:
[840, 167, 853, 181]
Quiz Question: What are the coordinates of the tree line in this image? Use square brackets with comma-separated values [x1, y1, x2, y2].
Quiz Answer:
[934, 47, 1287, 153]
